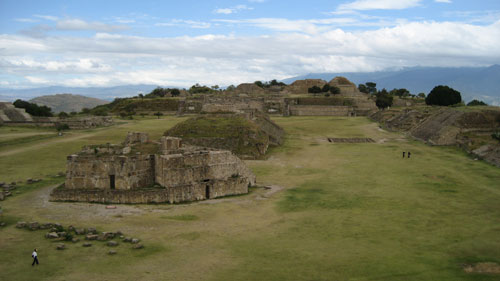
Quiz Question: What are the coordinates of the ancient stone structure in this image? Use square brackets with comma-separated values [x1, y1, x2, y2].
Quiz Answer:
[51, 132, 256, 203]
[0, 102, 113, 129]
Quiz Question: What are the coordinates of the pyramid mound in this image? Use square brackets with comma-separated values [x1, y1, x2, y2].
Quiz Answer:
[165, 112, 284, 159]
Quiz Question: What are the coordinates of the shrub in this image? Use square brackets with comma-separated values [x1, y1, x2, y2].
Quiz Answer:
[425, 85, 462, 106]
[308, 86, 322, 94]
[56, 124, 70, 131]
[13, 99, 53, 117]
[58, 111, 69, 118]
[375, 89, 393, 109]
[467, 99, 488, 106]
[329, 86, 340, 95]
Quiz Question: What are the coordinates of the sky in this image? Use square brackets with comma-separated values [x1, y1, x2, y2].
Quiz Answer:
[1, 0, 500, 88]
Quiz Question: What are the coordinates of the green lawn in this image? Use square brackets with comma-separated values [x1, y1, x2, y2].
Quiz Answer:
[0, 116, 498, 281]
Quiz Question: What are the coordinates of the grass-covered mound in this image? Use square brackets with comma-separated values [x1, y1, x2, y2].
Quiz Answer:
[164, 113, 283, 159]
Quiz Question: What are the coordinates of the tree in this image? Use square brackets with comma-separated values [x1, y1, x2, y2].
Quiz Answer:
[58, 111, 69, 118]
[375, 89, 393, 109]
[13, 99, 53, 117]
[329, 86, 340, 95]
[138, 93, 144, 100]
[171, 89, 181, 97]
[425, 85, 462, 106]
[366, 82, 377, 94]
[308, 86, 322, 95]
[254, 81, 264, 88]
[154, 112, 163, 119]
[55, 123, 70, 131]
[467, 99, 487, 106]
[81, 108, 91, 114]
[321, 84, 330, 92]
[91, 107, 109, 116]
[358, 84, 369, 94]
[417, 93, 426, 98]
[390, 88, 410, 97]
[226, 85, 236, 91]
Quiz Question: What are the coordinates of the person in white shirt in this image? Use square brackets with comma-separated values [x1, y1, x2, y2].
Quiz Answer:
[32, 249, 39, 266]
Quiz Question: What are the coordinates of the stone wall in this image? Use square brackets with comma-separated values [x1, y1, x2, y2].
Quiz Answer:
[56, 116, 114, 129]
[51, 176, 248, 203]
[155, 150, 256, 188]
[65, 154, 155, 190]
[289, 105, 353, 116]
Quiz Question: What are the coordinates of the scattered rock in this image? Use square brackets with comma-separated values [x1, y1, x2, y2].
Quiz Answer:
[10, 182, 16, 186]
[75, 228, 86, 235]
[28, 222, 40, 230]
[56, 243, 66, 250]
[108, 250, 117, 255]
[68, 225, 75, 232]
[16, 221, 27, 228]
[4, 191, 12, 197]
[82, 242, 92, 247]
[0, 182, 5, 187]
[71, 237, 80, 243]
[105, 205, 117, 209]
[0, 222, 6, 227]
[0, 193, 4, 201]
[133, 244, 144, 249]
[131, 238, 140, 244]
[119, 235, 125, 239]
[85, 234, 99, 240]
[40, 223, 53, 229]
[46, 232, 59, 239]
[107, 241, 119, 247]
[463, 262, 500, 274]
[57, 232, 67, 238]
[54, 223, 63, 231]
[26, 178, 33, 184]
[116, 231, 123, 236]
[87, 227, 97, 234]
[123, 237, 132, 243]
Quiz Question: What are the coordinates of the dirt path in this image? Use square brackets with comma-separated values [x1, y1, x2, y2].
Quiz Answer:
[0, 132, 55, 139]
[0, 131, 100, 157]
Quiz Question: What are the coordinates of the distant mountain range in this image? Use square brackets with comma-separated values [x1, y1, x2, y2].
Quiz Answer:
[0, 84, 159, 102]
[29, 94, 108, 113]
[283, 65, 500, 106]
[1, 66, 499, 106]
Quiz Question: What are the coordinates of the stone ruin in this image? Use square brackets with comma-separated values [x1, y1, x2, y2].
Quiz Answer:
[0, 102, 113, 129]
[50, 132, 256, 204]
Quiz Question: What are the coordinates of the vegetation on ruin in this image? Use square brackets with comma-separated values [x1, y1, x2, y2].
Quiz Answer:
[467, 99, 488, 106]
[13, 99, 54, 117]
[1, 116, 499, 281]
[426, 85, 462, 106]
[254, 79, 287, 89]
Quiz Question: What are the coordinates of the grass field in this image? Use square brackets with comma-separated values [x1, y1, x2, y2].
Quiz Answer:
[0, 116, 499, 281]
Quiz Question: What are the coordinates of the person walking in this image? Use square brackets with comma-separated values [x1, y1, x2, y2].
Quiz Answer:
[408, 152, 411, 158]
[32, 249, 39, 266]
[402, 151, 405, 158]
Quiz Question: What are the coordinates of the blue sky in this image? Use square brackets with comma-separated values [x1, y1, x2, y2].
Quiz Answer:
[1, 0, 500, 88]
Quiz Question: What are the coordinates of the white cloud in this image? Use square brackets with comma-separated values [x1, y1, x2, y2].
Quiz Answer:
[15, 18, 38, 23]
[1, 20, 500, 88]
[156, 19, 211, 29]
[56, 19, 128, 32]
[34, 15, 58, 21]
[338, 0, 422, 11]
[214, 5, 253, 14]
[435, 0, 452, 3]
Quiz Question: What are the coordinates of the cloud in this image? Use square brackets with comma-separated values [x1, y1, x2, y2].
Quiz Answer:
[1, 20, 500, 88]
[56, 19, 128, 32]
[435, 0, 452, 3]
[15, 18, 38, 23]
[214, 5, 253, 14]
[156, 19, 211, 29]
[338, 0, 422, 11]
[34, 15, 58, 21]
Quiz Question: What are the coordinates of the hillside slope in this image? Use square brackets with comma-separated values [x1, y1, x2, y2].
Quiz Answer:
[30, 94, 108, 113]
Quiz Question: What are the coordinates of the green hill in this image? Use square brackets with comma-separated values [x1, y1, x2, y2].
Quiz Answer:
[30, 94, 108, 113]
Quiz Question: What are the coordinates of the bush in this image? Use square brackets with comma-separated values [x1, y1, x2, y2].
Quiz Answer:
[58, 111, 69, 118]
[375, 89, 393, 109]
[308, 86, 322, 94]
[13, 99, 53, 117]
[56, 124, 70, 131]
[467, 99, 488, 106]
[492, 131, 500, 142]
[329, 86, 340, 95]
[425, 85, 462, 106]
[91, 107, 109, 116]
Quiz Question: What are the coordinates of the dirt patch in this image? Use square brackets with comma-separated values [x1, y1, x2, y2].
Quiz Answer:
[463, 262, 500, 274]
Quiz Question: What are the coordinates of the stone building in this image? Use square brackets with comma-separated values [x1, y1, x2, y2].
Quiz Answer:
[51, 132, 256, 204]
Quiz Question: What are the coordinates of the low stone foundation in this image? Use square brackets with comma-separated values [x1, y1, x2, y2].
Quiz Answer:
[50, 177, 249, 204]
[327, 138, 375, 143]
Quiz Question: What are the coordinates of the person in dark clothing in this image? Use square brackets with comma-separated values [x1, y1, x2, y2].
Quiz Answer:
[403, 151, 405, 158]
[32, 249, 39, 266]
[408, 152, 411, 158]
